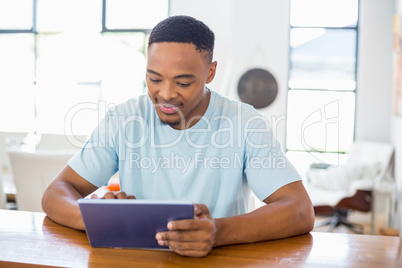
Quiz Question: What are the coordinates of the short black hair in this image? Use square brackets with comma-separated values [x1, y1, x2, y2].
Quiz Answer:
[148, 15, 215, 62]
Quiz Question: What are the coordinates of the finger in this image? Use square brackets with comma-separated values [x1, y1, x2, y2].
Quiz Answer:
[167, 219, 198, 231]
[172, 247, 211, 257]
[90, 194, 99, 199]
[103, 191, 116, 199]
[156, 231, 193, 243]
[156, 233, 209, 249]
[168, 217, 214, 231]
[100, 191, 136, 199]
[115, 191, 136, 199]
[115, 191, 128, 199]
[162, 239, 209, 251]
[157, 229, 213, 248]
[166, 241, 212, 257]
[194, 203, 210, 218]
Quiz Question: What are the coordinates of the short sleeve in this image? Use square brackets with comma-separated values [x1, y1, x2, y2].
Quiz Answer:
[68, 112, 119, 187]
[243, 115, 301, 201]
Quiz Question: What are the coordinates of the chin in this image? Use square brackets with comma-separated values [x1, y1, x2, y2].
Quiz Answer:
[159, 118, 181, 127]
[157, 113, 181, 126]
[156, 109, 184, 127]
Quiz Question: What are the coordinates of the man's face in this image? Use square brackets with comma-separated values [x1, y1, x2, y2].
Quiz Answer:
[146, 42, 217, 130]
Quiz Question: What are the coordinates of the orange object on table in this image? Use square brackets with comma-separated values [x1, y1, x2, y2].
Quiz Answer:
[106, 183, 120, 191]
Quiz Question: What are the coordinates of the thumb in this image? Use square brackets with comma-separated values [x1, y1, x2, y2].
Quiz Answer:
[194, 203, 210, 218]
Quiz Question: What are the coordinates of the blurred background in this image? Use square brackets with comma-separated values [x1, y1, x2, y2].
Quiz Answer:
[0, 0, 400, 236]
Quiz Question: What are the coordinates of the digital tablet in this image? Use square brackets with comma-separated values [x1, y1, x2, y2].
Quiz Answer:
[78, 199, 194, 249]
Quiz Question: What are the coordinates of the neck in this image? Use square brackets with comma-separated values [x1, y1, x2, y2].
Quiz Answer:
[172, 88, 211, 130]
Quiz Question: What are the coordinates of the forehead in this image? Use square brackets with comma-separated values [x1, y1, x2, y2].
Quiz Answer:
[147, 42, 207, 75]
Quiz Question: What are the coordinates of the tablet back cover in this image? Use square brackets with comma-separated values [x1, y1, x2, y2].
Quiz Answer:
[78, 199, 194, 249]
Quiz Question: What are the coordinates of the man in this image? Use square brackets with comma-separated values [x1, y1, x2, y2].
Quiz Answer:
[42, 15, 314, 257]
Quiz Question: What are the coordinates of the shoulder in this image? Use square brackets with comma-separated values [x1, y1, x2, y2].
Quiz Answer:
[211, 90, 266, 124]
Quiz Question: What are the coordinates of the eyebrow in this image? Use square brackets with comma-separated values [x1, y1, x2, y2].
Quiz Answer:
[147, 69, 195, 79]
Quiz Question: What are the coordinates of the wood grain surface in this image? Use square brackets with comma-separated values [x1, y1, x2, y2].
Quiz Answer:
[0, 209, 401, 267]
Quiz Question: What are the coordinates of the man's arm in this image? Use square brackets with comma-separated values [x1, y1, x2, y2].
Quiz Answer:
[41, 165, 98, 230]
[155, 180, 314, 257]
[214, 180, 314, 245]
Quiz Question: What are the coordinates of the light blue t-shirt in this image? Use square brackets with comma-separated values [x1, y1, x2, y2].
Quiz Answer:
[68, 90, 301, 218]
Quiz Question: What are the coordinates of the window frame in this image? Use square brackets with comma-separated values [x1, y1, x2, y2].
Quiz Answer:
[286, 0, 360, 155]
[0, 0, 169, 134]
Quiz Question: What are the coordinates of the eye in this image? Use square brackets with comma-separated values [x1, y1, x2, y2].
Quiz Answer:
[177, 82, 191, 87]
[148, 77, 161, 83]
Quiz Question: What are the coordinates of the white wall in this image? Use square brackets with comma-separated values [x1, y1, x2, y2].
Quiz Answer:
[393, 0, 402, 233]
[359, 0, 402, 232]
[170, 0, 291, 146]
[392, 116, 402, 231]
[355, 0, 394, 143]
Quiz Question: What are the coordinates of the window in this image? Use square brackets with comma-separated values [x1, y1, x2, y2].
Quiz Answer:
[0, 0, 169, 135]
[286, 0, 359, 166]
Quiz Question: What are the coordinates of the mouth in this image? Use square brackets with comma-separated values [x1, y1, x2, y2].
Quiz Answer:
[157, 102, 182, 115]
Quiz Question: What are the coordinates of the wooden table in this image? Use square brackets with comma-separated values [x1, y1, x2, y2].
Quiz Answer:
[0, 209, 401, 267]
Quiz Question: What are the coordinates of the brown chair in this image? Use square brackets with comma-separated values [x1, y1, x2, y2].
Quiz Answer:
[314, 190, 372, 233]
[310, 141, 394, 234]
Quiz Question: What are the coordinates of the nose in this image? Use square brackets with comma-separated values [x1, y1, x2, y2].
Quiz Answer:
[158, 81, 178, 101]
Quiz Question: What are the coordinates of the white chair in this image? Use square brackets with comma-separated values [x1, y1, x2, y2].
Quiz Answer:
[305, 140, 394, 233]
[305, 141, 394, 206]
[0, 132, 27, 172]
[7, 149, 77, 212]
[0, 173, 5, 209]
[0, 132, 27, 209]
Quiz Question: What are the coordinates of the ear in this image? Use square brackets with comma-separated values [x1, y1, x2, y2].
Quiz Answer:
[206, 61, 218, 84]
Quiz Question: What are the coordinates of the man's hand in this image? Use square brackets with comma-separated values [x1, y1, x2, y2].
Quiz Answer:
[91, 191, 136, 199]
[155, 203, 217, 257]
